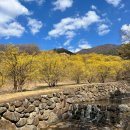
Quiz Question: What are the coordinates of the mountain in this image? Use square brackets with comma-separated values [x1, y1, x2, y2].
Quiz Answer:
[77, 44, 119, 55]
[53, 48, 74, 55]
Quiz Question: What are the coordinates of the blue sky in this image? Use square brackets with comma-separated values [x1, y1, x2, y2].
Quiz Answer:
[0, 0, 130, 52]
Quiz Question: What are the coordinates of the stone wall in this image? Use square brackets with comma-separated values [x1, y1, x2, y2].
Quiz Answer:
[0, 81, 129, 130]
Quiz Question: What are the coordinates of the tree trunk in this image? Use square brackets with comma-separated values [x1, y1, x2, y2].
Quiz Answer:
[13, 76, 17, 91]
[76, 77, 80, 84]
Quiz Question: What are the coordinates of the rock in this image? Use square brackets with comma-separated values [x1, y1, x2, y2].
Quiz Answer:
[9, 105, 15, 112]
[52, 97, 60, 103]
[66, 98, 74, 104]
[23, 100, 30, 108]
[24, 113, 30, 118]
[29, 97, 35, 103]
[119, 104, 130, 112]
[47, 94, 53, 98]
[56, 93, 60, 98]
[25, 105, 35, 113]
[35, 107, 39, 114]
[3, 111, 20, 122]
[49, 103, 56, 110]
[33, 100, 40, 107]
[17, 125, 37, 130]
[27, 117, 34, 125]
[38, 115, 44, 121]
[38, 121, 48, 129]
[20, 114, 24, 118]
[42, 114, 49, 121]
[30, 112, 37, 117]
[47, 100, 53, 106]
[39, 103, 47, 110]
[16, 107, 25, 113]
[56, 103, 62, 109]
[43, 110, 58, 123]
[34, 96, 42, 101]
[41, 98, 47, 103]
[14, 101, 23, 108]
[62, 113, 69, 120]
[0, 107, 7, 114]
[32, 117, 39, 126]
[39, 110, 44, 115]
[16, 118, 27, 127]
[63, 91, 70, 95]
[0, 103, 9, 109]
[0, 118, 16, 130]
[27, 117, 39, 126]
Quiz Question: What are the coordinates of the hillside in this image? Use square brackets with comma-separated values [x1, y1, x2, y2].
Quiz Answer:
[77, 44, 119, 55]
[53, 48, 74, 55]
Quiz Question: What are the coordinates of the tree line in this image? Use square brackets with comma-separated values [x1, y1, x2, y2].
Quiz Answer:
[0, 44, 130, 92]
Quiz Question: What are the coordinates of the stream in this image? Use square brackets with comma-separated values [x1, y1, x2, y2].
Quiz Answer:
[45, 92, 130, 130]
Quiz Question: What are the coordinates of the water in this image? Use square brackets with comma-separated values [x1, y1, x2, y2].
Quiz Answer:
[45, 99, 130, 130]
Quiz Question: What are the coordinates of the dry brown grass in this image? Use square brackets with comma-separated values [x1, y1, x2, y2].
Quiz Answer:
[0, 83, 85, 103]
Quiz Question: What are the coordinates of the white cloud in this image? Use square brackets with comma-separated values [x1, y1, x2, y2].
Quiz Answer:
[28, 18, 43, 35]
[105, 0, 121, 7]
[53, 0, 73, 11]
[0, 0, 29, 24]
[23, 0, 45, 6]
[97, 24, 110, 36]
[0, 0, 30, 38]
[0, 22, 25, 38]
[63, 31, 75, 46]
[91, 5, 97, 10]
[68, 39, 92, 53]
[121, 24, 130, 44]
[48, 11, 100, 38]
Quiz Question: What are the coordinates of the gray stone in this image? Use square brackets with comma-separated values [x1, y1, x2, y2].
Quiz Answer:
[9, 105, 15, 112]
[49, 103, 56, 110]
[23, 100, 30, 108]
[25, 105, 35, 113]
[34, 96, 42, 101]
[16, 107, 25, 113]
[16, 118, 27, 127]
[39, 103, 47, 110]
[3, 111, 20, 122]
[0, 103, 9, 109]
[38, 115, 44, 121]
[29, 97, 35, 103]
[27, 117, 39, 126]
[47, 100, 53, 106]
[42, 114, 49, 121]
[24, 113, 30, 118]
[66, 98, 74, 104]
[39, 110, 44, 115]
[38, 121, 48, 129]
[43, 110, 58, 123]
[41, 98, 47, 103]
[35, 107, 39, 114]
[0, 118, 16, 130]
[33, 100, 40, 107]
[14, 101, 23, 108]
[52, 97, 60, 103]
[18, 125, 37, 130]
[0, 107, 7, 114]
[32, 117, 39, 126]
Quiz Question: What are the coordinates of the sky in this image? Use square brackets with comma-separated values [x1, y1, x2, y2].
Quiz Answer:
[0, 0, 130, 52]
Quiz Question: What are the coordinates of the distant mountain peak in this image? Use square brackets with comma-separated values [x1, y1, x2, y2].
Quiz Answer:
[53, 48, 74, 55]
[77, 44, 119, 55]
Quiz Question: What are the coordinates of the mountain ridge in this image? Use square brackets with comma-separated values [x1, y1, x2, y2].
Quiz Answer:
[76, 44, 119, 55]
